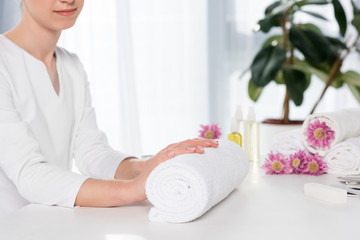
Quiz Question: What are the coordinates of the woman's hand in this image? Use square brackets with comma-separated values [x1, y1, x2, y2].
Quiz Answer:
[148, 138, 218, 166]
[129, 138, 219, 201]
[75, 139, 218, 207]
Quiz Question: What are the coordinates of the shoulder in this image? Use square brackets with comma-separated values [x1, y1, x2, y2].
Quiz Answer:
[0, 35, 23, 62]
[55, 46, 87, 81]
[0, 37, 17, 86]
[0, 35, 29, 87]
[0, 35, 22, 71]
[0, 55, 12, 96]
[55, 46, 84, 68]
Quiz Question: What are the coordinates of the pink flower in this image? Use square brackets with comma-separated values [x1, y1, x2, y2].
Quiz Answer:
[305, 119, 335, 149]
[199, 124, 222, 139]
[302, 153, 328, 176]
[289, 150, 307, 174]
[262, 152, 292, 175]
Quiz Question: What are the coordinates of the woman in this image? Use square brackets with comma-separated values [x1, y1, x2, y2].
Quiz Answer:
[0, 0, 217, 217]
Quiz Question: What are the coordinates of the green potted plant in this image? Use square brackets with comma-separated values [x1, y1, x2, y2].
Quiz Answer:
[247, 0, 360, 124]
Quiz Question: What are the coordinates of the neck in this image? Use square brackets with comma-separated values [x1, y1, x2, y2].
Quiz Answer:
[5, 12, 61, 65]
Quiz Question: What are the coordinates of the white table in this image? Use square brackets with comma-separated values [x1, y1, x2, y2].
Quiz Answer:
[1, 163, 359, 240]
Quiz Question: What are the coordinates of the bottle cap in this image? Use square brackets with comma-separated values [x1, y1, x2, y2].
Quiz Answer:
[248, 106, 256, 121]
[235, 105, 242, 120]
[230, 117, 238, 132]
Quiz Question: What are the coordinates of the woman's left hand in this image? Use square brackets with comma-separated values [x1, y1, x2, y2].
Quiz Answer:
[115, 138, 218, 180]
[149, 138, 219, 162]
[115, 138, 219, 200]
[118, 138, 219, 200]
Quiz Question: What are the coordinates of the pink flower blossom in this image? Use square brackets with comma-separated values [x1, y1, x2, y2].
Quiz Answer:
[289, 150, 307, 174]
[199, 123, 222, 139]
[305, 119, 335, 149]
[262, 152, 292, 175]
[302, 153, 328, 176]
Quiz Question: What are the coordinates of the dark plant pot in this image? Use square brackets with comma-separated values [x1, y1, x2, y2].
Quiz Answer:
[262, 118, 304, 125]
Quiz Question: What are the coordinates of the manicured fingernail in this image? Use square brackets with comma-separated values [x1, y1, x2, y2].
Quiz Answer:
[197, 146, 205, 150]
[186, 147, 196, 151]
[168, 152, 175, 157]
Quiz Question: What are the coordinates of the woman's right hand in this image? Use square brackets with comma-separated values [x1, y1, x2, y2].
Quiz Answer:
[130, 138, 219, 201]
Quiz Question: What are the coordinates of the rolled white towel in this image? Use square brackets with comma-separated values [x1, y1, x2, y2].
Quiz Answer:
[145, 139, 249, 223]
[324, 137, 360, 175]
[302, 108, 360, 156]
[271, 129, 303, 157]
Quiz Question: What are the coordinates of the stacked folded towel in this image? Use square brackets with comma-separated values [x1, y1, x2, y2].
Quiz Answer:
[145, 139, 249, 223]
[271, 129, 303, 157]
[270, 108, 360, 175]
[324, 137, 360, 175]
[301, 108, 360, 157]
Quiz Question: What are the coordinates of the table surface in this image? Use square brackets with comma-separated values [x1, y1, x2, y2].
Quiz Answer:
[1, 162, 359, 240]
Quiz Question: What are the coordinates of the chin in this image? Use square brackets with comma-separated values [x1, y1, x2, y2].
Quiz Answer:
[55, 21, 77, 31]
[61, 23, 77, 30]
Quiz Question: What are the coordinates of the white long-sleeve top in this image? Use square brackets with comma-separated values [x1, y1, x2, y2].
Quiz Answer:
[0, 35, 130, 217]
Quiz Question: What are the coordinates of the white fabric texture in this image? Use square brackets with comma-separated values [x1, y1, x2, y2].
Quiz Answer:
[301, 108, 360, 156]
[145, 139, 249, 223]
[324, 137, 360, 175]
[0, 35, 130, 217]
[271, 129, 304, 157]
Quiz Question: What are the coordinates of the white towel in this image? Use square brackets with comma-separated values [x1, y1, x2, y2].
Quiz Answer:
[302, 108, 360, 156]
[145, 139, 249, 223]
[271, 129, 303, 157]
[324, 137, 360, 175]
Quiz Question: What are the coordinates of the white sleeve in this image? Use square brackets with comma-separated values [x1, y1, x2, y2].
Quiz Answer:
[72, 76, 131, 180]
[0, 71, 88, 208]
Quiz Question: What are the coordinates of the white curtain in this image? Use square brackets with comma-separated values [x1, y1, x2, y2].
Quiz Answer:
[59, 0, 209, 156]
[130, 0, 209, 155]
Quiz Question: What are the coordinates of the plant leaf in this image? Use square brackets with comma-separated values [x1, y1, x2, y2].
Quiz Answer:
[299, 9, 328, 21]
[304, 70, 312, 90]
[250, 45, 286, 87]
[338, 71, 360, 87]
[295, 0, 330, 8]
[248, 79, 264, 102]
[347, 83, 360, 102]
[326, 37, 347, 50]
[351, 0, 359, 17]
[262, 35, 283, 48]
[271, 0, 297, 15]
[291, 59, 343, 88]
[258, 14, 282, 33]
[291, 60, 327, 79]
[265, 1, 282, 15]
[289, 27, 331, 63]
[282, 67, 308, 106]
[332, 0, 347, 37]
[258, 14, 281, 33]
[258, 0, 297, 33]
[274, 69, 285, 84]
[351, 15, 360, 34]
[298, 23, 322, 33]
[326, 36, 346, 64]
